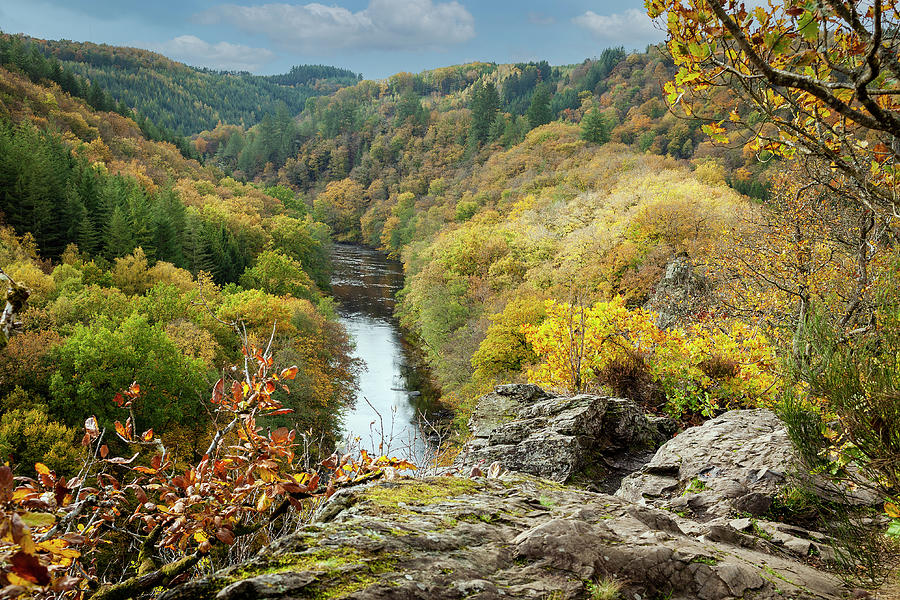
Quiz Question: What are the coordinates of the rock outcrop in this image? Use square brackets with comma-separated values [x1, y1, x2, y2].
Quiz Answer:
[160, 392, 874, 600]
[645, 252, 710, 328]
[618, 409, 793, 520]
[454, 384, 675, 491]
[162, 473, 847, 600]
[617, 409, 877, 521]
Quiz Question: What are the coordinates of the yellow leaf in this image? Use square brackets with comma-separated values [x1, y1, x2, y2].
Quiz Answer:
[886, 502, 900, 519]
[6, 572, 36, 588]
[34, 463, 51, 476]
[193, 530, 209, 543]
[257, 494, 272, 512]
[37, 538, 80, 558]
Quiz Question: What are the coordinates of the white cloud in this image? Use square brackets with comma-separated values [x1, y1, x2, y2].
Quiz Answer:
[145, 35, 275, 71]
[196, 0, 475, 52]
[573, 9, 662, 46]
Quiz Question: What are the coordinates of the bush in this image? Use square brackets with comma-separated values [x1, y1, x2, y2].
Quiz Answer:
[0, 406, 81, 476]
[775, 255, 900, 586]
[525, 297, 778, 420]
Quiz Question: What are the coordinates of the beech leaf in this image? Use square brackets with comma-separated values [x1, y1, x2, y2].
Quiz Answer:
[10, 551, 50, 586]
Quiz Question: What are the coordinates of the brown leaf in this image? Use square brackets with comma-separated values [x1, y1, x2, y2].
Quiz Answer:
[874, 142, 893, 163]
[52, 575, 81, 592]
[321, 453, 338, 470]
[215, 528, 235, 545]
[100, 445, 109, 459]
[264, 408, 294, 416]
[10, 514, 34, 553]
[84, 416, 99, 438]
[9, 551, 50, 585]
[232, 380, 243, 404]
[104, 453, 139, 465]
[112, 392, 125, 408]
[211, 378, 225, 405]
[54, 479, 70, 507]
[270, 427, 291, 444]
[0, 466, 13, 502]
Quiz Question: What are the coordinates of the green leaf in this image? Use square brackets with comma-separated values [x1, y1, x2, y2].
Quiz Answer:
[797, 11, 819, 42]
[886, 520, 900, 537]
[20, 512, 55, 528]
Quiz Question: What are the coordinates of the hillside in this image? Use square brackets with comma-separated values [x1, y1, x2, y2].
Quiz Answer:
[0, 60, 359, 472]
[23, 35, 360, 135]
[194, 48, 770, 200]
[186, 48, 780, 425]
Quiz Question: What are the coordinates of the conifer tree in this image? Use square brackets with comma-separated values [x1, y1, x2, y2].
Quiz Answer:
[581, 107, 611, 145]
[105, 205, 133, 259]
[526, 83, 553, 129]
[469, 81, 500, 146]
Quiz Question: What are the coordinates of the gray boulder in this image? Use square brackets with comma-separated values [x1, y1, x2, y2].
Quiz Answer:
[160, 473, 848, 600]
[616, 409, 876, 520]
[455, 384, 674, 490]
[617, 409, 792, 519]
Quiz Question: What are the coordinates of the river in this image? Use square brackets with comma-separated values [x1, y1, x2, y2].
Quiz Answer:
[330, 244, 439, 459]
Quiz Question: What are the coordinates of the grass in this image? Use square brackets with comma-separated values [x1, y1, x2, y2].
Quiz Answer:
[538, 495, 557, 507]
[683, 477, 707, 495]
[586, 577, 622, 599]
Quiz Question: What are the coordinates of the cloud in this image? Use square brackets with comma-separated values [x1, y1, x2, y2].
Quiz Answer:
[144, 35, 275, 71]
[573, 9, 662, 46]
[195, 0, 475, 52]
[528, 11, 556, 26]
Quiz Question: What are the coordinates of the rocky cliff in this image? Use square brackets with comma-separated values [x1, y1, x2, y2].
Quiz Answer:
[161, 387, 871, 600]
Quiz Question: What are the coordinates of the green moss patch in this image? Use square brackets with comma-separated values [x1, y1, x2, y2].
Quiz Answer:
[362, 477, 480, 514]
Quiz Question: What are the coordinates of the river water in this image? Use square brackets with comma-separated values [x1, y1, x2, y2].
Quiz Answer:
[330, 244, 439, 459]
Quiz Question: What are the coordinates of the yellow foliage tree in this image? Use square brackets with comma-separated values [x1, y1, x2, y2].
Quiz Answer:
[525, 297, 778, 419]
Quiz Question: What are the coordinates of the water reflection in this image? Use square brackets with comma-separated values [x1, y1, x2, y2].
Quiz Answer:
[330, 244, 438, 458]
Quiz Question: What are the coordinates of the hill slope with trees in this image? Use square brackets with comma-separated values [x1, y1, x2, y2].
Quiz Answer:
[23, 35, 360, 135]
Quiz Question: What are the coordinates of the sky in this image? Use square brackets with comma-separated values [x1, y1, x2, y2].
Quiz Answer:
[0, 0, 665, 79]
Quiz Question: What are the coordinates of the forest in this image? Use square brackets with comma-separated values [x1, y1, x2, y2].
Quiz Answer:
[0, 3, 898, 596]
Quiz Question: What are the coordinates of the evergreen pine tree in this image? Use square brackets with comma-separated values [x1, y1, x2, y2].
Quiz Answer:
[105, 205, 134, 259]
[526, 83, 553, 129]
[469, 82, 500, 147]
[76, 214, 100, 256]
[580, 107, 611, 145]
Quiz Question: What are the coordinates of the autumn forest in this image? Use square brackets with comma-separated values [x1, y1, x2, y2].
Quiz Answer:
[0, 0, 899, 596]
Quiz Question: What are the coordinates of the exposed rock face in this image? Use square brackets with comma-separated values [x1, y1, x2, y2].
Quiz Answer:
[618, 409, 793, 520]
[161, 473, 847, 600]
[454, 384, 675, 491]
[617, 409, 877, 521]
[645, 252, 710, 329]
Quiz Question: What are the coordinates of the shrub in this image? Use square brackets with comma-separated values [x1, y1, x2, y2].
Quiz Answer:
[0, 407, 81, 476]
[525, 297, 778, 420]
